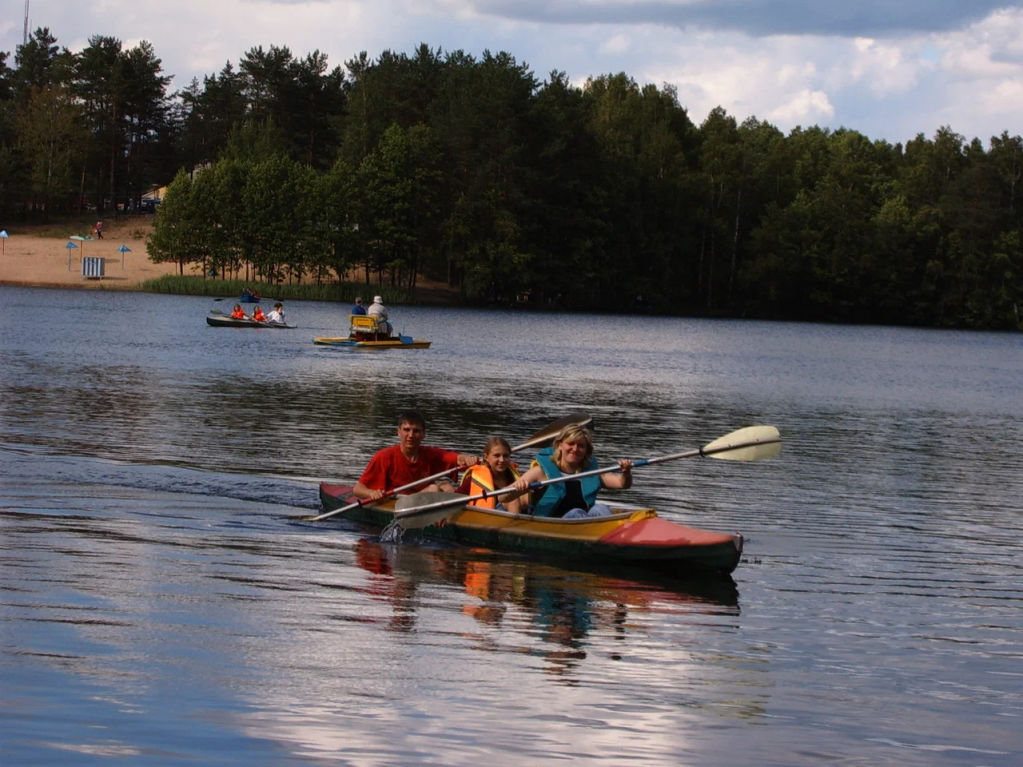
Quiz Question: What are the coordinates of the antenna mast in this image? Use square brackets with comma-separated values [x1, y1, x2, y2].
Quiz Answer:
[23, 0, 30, 46]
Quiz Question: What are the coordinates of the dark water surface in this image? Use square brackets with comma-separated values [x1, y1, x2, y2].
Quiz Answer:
[1, 286, 1021, 765]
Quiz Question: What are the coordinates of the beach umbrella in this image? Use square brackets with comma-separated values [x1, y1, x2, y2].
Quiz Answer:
[69, 234, 94, 258]
[65, 240, 79, 271]
[0, 230, 7, 255]
[117, 244, 131, 270]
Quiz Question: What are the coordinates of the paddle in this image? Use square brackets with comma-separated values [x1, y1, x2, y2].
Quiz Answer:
[392, 425, 782, 530]
[511, 411, 592, 452]
[301, 412, 593, 523]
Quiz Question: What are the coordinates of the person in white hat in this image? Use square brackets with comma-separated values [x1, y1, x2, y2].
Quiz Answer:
[367, 295, 391, 335]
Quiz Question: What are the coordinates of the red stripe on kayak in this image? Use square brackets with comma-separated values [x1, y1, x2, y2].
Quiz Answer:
[597, 517, 736, 547]
[321, 484, 357, 503]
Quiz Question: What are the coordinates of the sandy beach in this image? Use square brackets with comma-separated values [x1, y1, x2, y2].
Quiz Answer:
[0, 217, 179, 290]
[0, 216, 461, 303]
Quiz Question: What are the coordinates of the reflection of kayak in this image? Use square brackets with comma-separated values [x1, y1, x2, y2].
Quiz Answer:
[206, 315, 294, 329]
[312, 313, 431, 349]
[319, 484, 743, 575]
[354, 539, 739, 611]
[312, 336, 430, 349]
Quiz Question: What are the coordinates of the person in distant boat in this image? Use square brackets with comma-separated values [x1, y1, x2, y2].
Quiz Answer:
[353, 410, 478, 501]
[351, 297, 367, 316]
[458, 436, 524, 514]
[231, 303, 247, 319]
[266, 302, 285, 324]
[367, 295, 391, 335]
[511, 424, 632, 518]
[251, 305, 267, 322]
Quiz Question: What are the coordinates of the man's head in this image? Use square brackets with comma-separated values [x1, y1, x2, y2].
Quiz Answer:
[397, 410, 427, 453]
[373, 295, 384, 304]
[355, 297, 363, 306]
[274, 302, 283, 310]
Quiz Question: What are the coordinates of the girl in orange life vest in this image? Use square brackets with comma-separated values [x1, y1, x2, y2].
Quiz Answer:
[231, 303, 247, 319]
[251, 305, 267, 322]
[458, 436, 524, 513]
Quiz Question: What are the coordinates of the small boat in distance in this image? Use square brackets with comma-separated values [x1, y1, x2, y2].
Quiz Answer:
[313, 314, 431, 349]
[206, 312, 294, 329]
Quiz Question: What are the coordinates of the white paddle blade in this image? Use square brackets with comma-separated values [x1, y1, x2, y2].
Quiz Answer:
[703, 425, 781, 461]
[394, 492, 468, 530]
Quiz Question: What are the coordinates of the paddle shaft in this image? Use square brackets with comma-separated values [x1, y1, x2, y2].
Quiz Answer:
[305, 413, 592, 523]
[305, 466, 461, 522]
[394, 432, 782, 523]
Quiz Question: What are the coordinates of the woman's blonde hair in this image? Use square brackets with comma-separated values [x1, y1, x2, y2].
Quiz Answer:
[552, 424, 594, 464]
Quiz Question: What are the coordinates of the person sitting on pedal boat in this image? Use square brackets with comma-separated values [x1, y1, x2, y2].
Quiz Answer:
[511, 424, 632, 518]
[367, 295, 391, 335]
[458, 436, 523, 513]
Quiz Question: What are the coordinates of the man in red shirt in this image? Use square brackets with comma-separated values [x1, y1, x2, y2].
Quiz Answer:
[353, 410, 477, 501]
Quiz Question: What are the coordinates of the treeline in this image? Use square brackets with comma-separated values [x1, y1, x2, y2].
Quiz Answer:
[2, 29, 1022, 327]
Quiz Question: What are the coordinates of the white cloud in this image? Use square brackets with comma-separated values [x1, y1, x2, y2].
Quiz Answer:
[600, 33, 632, 55]
[769, 88, 834, 122]
[845, 37, 925, 96]
[5, 1, 1023, 144]
[981, 78, 1023, 113]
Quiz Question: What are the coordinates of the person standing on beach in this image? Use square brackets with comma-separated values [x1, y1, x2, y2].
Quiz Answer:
[94, 222, 103, 240]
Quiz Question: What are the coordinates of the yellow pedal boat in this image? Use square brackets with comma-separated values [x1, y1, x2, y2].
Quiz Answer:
[313, 314, 431, 349]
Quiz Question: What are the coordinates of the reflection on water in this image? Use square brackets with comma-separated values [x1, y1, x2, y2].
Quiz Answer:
[352, 539, 741, 681]
[2, 286, 1022, 765]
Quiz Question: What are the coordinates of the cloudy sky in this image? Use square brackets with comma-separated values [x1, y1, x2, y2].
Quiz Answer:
[3, 0, 1022, 145]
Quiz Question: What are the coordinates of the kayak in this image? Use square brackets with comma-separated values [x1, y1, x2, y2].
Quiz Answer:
[206, 315, 295, 328]
[312, 336, 431, 349]
[312, 312, 431, 349]
[318, 484, 743, 575]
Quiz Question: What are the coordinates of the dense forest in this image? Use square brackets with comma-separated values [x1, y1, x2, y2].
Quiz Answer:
[2, 28, 1022, 328]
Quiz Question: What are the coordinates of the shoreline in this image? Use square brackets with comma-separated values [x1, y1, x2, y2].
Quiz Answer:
[0, 218, 463, 304]
[0, 217, 178, 291]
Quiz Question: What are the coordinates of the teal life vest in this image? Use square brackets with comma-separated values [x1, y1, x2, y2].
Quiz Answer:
[531, 446, 601, 518]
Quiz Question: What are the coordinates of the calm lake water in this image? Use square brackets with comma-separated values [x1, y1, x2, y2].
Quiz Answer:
[1, 286, 1022, 766]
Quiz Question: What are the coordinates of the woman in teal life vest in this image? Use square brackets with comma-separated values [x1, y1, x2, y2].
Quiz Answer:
[511, 425, 633, 518]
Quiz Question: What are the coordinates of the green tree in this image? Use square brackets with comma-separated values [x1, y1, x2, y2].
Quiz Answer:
[316, 158, 361, 282]
[75, 35, 125, 215]
[242, 155, 315, 283]
[15, 84, 83, 219]
[148, 169, 201, 274]
[360, 123, 442, 294]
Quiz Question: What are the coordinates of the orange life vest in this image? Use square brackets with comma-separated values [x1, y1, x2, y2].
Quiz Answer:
[232, 308, 246, 319]
[463, 463, 520, 509]
[252, 308, 266, 321]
